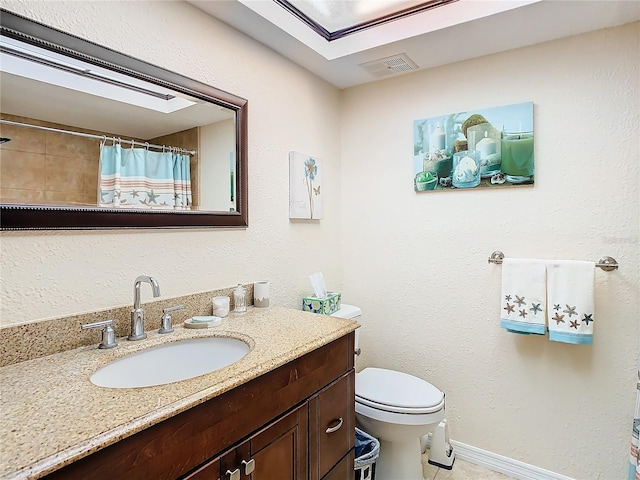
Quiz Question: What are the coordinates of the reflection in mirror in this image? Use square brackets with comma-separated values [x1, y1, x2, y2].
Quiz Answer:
[0, 9, 248, 229]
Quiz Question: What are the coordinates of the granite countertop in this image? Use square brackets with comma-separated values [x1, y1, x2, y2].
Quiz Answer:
[0, 306, 359, 480]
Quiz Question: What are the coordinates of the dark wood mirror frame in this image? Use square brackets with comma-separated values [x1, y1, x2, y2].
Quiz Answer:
[0, 9, 248, 230]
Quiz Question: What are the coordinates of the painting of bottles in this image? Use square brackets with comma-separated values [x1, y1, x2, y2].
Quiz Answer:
[413, 102, 534, 192]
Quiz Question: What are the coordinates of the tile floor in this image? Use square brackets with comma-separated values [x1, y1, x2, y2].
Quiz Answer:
[421, 452, 511, 480]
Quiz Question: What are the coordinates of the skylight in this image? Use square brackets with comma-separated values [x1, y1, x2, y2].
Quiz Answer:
[275, 0, 455, 40]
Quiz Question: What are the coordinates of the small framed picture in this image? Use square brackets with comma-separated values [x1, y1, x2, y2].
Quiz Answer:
[289, 151, 323, 219]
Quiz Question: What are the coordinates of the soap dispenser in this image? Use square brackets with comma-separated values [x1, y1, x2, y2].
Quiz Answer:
[233, 284, 247, 313]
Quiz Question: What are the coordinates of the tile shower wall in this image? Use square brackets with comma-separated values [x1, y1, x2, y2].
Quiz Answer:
[0, 114, 100, 205]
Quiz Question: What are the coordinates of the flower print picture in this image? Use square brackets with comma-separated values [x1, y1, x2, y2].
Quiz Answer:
[289, 151, 323, 219]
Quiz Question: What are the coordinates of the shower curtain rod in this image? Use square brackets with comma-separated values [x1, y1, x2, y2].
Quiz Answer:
[0, 119, 197, 155]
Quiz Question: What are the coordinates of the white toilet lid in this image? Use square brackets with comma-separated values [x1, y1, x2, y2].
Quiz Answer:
[330, 304, 361, 320]
[355, 367, 444, 414]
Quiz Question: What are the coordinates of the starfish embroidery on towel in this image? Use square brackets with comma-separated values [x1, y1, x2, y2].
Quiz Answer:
[503, 303, 515, 314]
[519, 309, 528, 318]
[529, 303, 542, 315]
[569, 319, 579, 329]
[552, 313, 565, 325]
[553, 304, 561, 311]
[505, 295, 512, 301]
[131, 190, 140, 198]
[563, 304, 577, 317]
[515, 295, 526, 307]
[582, 314, 593, 325]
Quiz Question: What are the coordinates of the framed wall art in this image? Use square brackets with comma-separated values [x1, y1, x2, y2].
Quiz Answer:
[413, 102, 534, 192]
[289, 151, 323, 219]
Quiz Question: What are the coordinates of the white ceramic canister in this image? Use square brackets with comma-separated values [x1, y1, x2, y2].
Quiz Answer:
[254, 281, 270, 308]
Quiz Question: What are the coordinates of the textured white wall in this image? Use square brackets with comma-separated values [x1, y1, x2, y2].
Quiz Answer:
[341, 22, 639, 479]
[0, 1, 343, 322]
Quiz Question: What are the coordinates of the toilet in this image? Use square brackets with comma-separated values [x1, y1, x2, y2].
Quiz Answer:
[331, 304, 454, 479]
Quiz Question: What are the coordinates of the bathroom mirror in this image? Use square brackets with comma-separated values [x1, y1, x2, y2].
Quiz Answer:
[0, 9, 248, 230]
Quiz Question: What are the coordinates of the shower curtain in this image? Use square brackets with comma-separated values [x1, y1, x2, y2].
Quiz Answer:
[630, 365, 640, 480]
[99, 144, 192, 209]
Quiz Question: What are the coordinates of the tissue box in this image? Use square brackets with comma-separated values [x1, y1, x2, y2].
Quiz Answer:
[302, 292, 341, 315]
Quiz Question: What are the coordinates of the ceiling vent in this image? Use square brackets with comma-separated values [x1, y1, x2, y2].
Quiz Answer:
[359, 53, 418, 78]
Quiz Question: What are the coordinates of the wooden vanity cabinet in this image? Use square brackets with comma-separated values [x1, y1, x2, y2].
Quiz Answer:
[43, 333, 355, 480]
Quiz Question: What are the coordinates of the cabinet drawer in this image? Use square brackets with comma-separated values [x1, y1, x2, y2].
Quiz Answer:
[310, 370, 355, 480]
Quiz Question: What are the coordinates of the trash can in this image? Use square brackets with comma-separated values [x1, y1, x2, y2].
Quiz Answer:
[354, 427, 380, 480]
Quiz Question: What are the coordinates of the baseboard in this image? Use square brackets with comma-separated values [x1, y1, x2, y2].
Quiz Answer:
[423, 434, 574, 480]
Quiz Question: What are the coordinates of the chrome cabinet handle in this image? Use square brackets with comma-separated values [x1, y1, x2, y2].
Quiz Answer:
[225, 468, 240, 480]
[325, 417, 344, 434]
[241, 459, 255, 475]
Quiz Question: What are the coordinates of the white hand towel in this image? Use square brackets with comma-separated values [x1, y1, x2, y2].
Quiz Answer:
[500, 258, 547, 335]
[547, 260, 595, 344]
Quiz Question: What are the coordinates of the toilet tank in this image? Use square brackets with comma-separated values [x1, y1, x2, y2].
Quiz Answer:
[330, 304, 362, 364]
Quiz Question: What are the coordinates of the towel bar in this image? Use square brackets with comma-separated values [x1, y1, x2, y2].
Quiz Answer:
[488, 251, 618, 271]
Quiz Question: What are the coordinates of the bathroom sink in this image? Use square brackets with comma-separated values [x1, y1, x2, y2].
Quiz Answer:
[90, 337, 250, 388]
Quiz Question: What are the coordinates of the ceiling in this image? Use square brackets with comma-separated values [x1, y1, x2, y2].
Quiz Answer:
[189, 0, 640, 89]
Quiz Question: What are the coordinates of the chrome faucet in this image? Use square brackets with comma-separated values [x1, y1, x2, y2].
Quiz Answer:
[129, 275, 161, 341]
